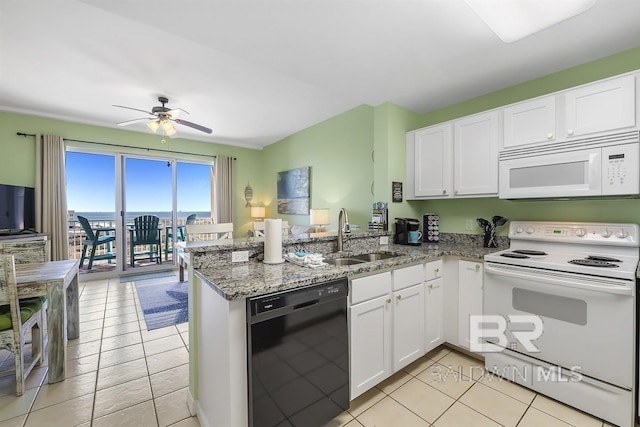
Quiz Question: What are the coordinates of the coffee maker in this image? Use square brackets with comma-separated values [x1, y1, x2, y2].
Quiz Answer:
[394, 218, 421, 245]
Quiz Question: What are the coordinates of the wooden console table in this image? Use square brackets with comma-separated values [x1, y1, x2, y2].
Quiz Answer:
[15, 260, 79, 383]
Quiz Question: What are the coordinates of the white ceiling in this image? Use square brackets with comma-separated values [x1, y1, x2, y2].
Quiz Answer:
[1, 0, 639, 149]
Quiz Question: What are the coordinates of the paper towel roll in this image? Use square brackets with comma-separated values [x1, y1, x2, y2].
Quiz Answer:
[263, 219, 284, 264]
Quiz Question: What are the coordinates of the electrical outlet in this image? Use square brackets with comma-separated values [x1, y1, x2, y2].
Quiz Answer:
[380, 236, 389, 245]
[466, 219, 474, 231]
[231, 250, 249, 262]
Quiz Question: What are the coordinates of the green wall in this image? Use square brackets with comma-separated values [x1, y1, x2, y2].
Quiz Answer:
[0, 111, 264, 236]
[414, 45, 640, 234]
[261, 105, 375, 230]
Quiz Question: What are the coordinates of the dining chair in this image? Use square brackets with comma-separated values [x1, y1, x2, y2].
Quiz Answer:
[77, 215, 116, 270]
[165, 213, 196, 261]
[0, 255, 44, 396]
[185, 223, 234, 242]
[129, 215, 162, 267]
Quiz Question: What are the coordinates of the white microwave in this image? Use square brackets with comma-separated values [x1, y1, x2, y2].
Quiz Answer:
[499, 132, 640, 199]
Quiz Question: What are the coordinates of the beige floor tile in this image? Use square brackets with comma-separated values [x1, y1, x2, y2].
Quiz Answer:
[97, 357, 149, 390]
[155, 387, 192, 427]
[66, 353, 100, 378]
[390, 377, 454, 423]
[343, 420, 363, 427]
[146, 347, 189, 375]
[104, 300, 136, 311]
[103, 312, 140, 327]
[32, 371, 97, 411]
[376, 371, 412, 394]
[459, 382, 527, 427]
[0, 415, 26, 427]
[518, 407, 572, 427]
[348, 387, 386, 417]
[150, 363, 189, 398]
[101, 331, 142, 352]
[438, 351, 484, 380]
[176, 323, 189, 333]
[357, 396, 429, 427]
[79, 318, 104, 332]
[92, 399, 158, 427]
[0, 388, 38, 422]
[166, 415, 200, 427]
[143, 334, 185, 357]
[415, 363, 474, 399]
[141, 326, 180, 342]
[104, 305, 138, 318]
[402, 356, 436, 377]
[94, 376, 153, 418]
[324, 410, 354, 427]
[79, 310, 106, 323]
[99, 343, 146, 369]
[0, 366, 46, 397]
[531, 394, 603, 427]
[475, 370, 535, 404]
[80, 303, 106, 314]
[180, 332, 189, 347]
[66, 339, 101, 360]
[102, 320, 141, 339]
[426, 346, 451, 362]
[25, 393, 94, 427]
[73, 328, 103, 345]
[434, 402, 502, 427]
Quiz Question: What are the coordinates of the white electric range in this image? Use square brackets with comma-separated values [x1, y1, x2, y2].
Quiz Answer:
[483, 221, 639, 427]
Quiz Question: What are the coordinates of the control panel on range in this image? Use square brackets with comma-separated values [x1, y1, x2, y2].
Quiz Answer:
[508, 221, 640, 245]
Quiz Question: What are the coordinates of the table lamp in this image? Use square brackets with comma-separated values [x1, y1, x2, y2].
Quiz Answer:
[310, 208, 330, 232]
[251, 206, 266, 221]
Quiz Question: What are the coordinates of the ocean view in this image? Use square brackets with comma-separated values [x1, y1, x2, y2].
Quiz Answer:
[72, 211, 212, 221]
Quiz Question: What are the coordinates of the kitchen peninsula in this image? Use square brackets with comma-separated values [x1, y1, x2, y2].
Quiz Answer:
[180, 231, 504, 427]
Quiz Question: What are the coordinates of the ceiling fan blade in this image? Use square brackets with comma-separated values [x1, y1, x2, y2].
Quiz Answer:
[117, 117, 154, 126]
[174, 118, 213, 134]
[168, 108, 190, 117]
[112, 104, 155, 116]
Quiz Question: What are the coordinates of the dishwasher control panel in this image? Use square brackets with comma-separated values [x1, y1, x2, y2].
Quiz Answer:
[249, 278, 348, 315]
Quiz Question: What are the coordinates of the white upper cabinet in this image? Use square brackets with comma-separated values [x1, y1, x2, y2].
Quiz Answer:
[454, 111, 499, 196]
[413, 123, 453, 197]
[564, 75, 636, 139]
[503, 95, 556, 148]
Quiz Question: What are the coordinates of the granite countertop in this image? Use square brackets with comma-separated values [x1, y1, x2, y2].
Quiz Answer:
[194, 242, 503, 301]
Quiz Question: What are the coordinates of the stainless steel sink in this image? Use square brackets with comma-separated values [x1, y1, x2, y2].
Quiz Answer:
[351, 252, 398, 262]
[325, 257, 366, 266]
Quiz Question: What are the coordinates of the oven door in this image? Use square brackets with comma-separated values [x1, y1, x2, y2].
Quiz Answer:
[483, 262, 634, 388]
[499, 148, 601, 199]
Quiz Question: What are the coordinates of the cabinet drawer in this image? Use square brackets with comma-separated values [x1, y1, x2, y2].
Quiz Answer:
[425, 259, 443, 281]
[351, 272, 392, 305]
[392, 264, 424, 291]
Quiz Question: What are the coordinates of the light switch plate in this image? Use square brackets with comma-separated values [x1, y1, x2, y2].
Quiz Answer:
[466, 219, 474, 231]
[380, 236, 389, 245]
[232, 251, 249, 262]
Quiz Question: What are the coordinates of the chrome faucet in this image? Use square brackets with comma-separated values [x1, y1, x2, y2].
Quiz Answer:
[337, 208, 351, 253]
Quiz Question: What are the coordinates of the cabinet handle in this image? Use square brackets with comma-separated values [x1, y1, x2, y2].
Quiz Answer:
[434, 268, 439, 273]
[442, 189, 447, 195]
[428, 284, 440, 289]
[396, 294, 402, 300]
[386, 298, 391, 304]
[567, 129, 574, 136]
[546, 133, 553, 139]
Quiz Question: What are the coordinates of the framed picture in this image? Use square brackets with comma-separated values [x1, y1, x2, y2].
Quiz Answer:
[392, 181, 403, 202]
[277, 167, 310, 215]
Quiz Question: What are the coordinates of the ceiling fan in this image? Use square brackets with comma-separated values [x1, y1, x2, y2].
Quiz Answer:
[113, 96, 212, 136]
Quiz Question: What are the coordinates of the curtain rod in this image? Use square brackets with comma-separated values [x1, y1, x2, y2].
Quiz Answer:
[16, 132, 236, 160]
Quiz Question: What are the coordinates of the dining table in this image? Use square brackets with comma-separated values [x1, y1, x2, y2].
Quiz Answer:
[15, 259, 79, 383]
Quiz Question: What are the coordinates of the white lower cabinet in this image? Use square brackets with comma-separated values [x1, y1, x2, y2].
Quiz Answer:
[457, 260, 483, 351]
[392, 283, 425, 371]
[425, 277, 444, 353]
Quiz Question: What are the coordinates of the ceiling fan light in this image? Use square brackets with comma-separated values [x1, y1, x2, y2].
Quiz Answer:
[161, 120, 177, 136]
[147, 120, 160, 133]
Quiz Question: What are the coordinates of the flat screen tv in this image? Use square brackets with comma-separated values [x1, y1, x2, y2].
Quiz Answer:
[0, 184, 36, 234]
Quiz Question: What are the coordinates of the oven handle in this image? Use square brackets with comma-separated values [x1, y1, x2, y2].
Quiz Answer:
[484, 263, 633, 296]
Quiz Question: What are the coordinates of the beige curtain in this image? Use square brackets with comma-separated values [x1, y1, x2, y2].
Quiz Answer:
[35, 135, 69, 261]
[213, 155, 233, 224]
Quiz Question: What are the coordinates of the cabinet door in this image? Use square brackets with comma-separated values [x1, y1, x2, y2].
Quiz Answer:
[457, 261, 483, 351]
[350, 294, 392, 399]
[564, 75, 636, 138]
[454, 111, 499, 196]
[425, 277, 444, 354]
[392, 284, 425, 372]
[414, 123, 453, 197]
[503, 95, 556, 148]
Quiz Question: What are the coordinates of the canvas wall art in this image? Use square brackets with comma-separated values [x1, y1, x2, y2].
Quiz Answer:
[277, 167, 310, 215]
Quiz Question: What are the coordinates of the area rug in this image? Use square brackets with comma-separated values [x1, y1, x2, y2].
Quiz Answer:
[134, 276, 189, 330]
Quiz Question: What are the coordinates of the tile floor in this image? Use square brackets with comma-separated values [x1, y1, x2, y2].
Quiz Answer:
[0, 274, 629, 426]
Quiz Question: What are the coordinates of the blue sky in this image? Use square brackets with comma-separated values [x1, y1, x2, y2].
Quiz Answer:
[66, 152, 211, 212]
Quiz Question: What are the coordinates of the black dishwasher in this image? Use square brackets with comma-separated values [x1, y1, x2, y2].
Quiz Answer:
[247, 278, 349, 427]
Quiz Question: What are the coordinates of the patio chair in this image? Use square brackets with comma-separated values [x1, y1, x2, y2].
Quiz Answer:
[77, 215, 116, 270]
[165, 213, 196, 261]
[129, 215, 162, 267]
[0, 255, 45, 396]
